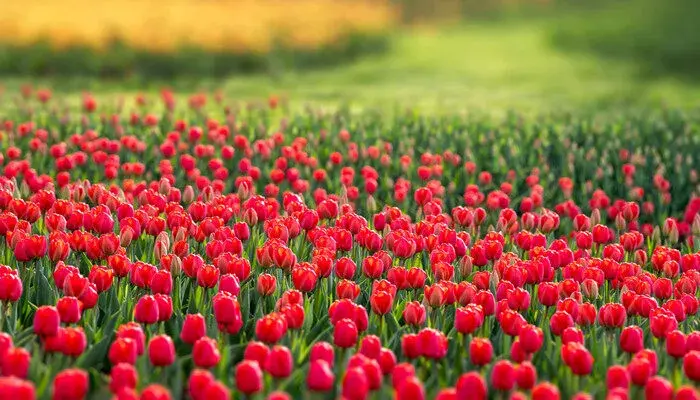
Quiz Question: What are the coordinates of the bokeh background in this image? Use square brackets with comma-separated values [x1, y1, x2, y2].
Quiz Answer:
[0, 0, 698, 112]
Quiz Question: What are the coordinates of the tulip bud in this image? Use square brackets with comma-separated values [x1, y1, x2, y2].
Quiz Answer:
[148, 335, 175, 367]
[183, 185, 195, 204]
[590, 209, 601, 227]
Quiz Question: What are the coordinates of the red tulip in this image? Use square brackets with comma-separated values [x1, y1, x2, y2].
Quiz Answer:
[181, 314, 206, 345]
[148, 335, 175, 367]
[666, 330, 687, 358]
[491, 360, 515, 391]
[61, 327, 87, 357]
[419, 328, 448, 359]
[469, 337, 493, 366]
[256, 313, 288, 344]
[134, 295, 159, 325]
[110, 363, 137, 394]
[518, 324, 544, 353]
[455, 304, 484, 335]
[307, 360, 334, 392]
[456, 372, 487, 400]
[684, 351, 700, 382]
[562, 342, 594, 376]
[193, 337, 221, 368]
[549, 311, 575, 336]
[56, 296, 81, 324]
[0, 376, 35, 399]
[33, 305, 60, 337]
[203, 381, 230, 400]
[515, 362, 537, 390]
[265, 345, 293, 378]
[257, 273, 277, 296]
[196, 264, 219, 288]
[370, 290, 394, 315]
[2, 347, 30, 378]
[52, 368, 88, 400]
[235, 360, 263, 395]
[109, 337, 138, 365]
[333, 318, 358, 348]
[531, 382, 560, 400]
[342, 367, 369, 400]
[397, 376, 425, 400]
[0, 273, 22, 302]
[140, 384, 172, 400]
[607, 365, 630, 390]
[645, 376, 673, 400]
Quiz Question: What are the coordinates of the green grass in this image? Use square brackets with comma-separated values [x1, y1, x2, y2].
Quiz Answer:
[3, 19, 700, 114]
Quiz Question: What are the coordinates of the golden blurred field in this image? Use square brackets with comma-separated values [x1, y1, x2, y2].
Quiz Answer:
[0, 0, 397, 53]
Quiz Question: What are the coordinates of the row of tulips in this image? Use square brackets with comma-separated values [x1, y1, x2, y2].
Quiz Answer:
[0, 88, 698, 399]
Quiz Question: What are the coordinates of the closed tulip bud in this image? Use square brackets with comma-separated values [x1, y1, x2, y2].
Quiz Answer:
[606, 365, 630, 390]
[515, 361, 537, 390]
[109, 337, 138, 365]
[108, 364, 138, 396]
[675, 386, 699, 400]
[491, 360, 515, 391]
[140, 384, 172, 400]
[403, 301, 427, 327]
[342, 367, 369, 400]
[193, 337, 221, 368]
[336, 279, 361, 300]
[244, 341, 271, 366]
[645, 376, 673, 400]
[255, 313, 288, 344]
[525, 383, 559, 400]
[218, 274, 240, 296]
[333, 318, 358, 348]
[33, 306, 60, 337]
[2, 347, 30, 378]
[518, 324, 544, 353]
[359, 335, 382, 360]
[629, 357, 653, 386]
[620, 325, 644, 354]
[235, 360, 263, 395]
[562, 342, 594, 375]
[181, 314, 207, 345]
[0, 273, 22, 302]
[455, 304, 484, 335]
[370, 290, 394, 315]
[456, 372, 487, 400]
[598, 303, 627, 328]
[257, 273, 277, 296]
[150, 270, 172, 295]
[134, 295, 159, 325]
[117, 323, 146, 355]
[56, 296, 81, 324]
[684, 351, 700, 382]
[148, 335, 175, 367]
[549, 311, 575, 336]
[397, 376, 425, 400]
[469, 337, 493, 366]
[88, 265, 113, 293]
[52, 368, 88, 400]
[307, 359, 334, 392]
[61, 327, 87, 357]
[666, 330, 687, 358]
[265, 345, 293, 378]
[212, 292, 242, 326]
[196, 264, 219, 288]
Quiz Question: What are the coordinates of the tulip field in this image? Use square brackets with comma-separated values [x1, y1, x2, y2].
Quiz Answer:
[0, 88, 699, 400]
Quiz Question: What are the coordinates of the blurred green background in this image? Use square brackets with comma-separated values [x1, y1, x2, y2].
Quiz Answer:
[1, 0, 699, 113]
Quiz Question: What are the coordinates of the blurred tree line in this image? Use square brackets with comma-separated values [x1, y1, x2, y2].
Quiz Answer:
[550, 0, 700, 79]
[394, 0, 700, 80]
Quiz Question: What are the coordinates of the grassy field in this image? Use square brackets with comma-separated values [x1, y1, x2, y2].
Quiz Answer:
[3, 19, 700, 114]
